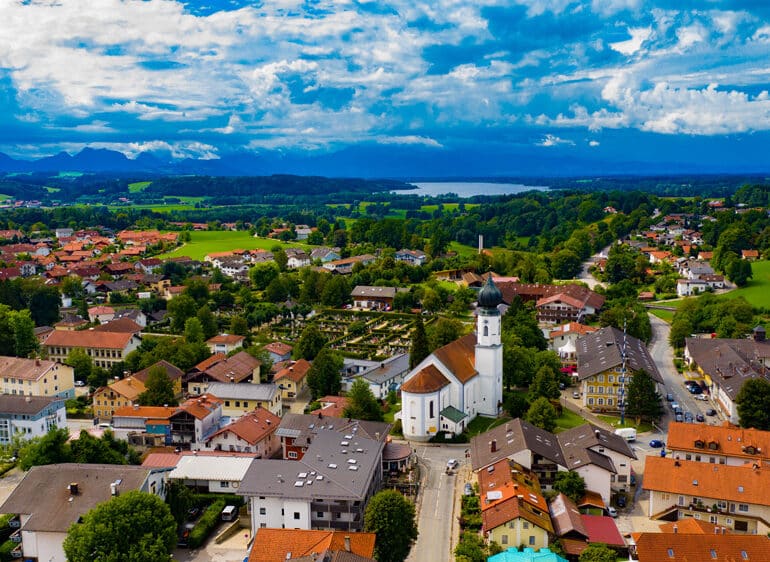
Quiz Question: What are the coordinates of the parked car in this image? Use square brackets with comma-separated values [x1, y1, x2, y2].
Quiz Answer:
[464, 483, 473, 496]
[607, 506, 618, 518]
[572, 391, 580, 399]
[675, 413, 684, 422]
[684, 412, 694, 423]
[666, 393, 674, 401]
[74, 380, 86, 387]
[649, 439, 665, 448]
[187, 507, 201, 521]
[447, 459, 459, 470]
[670, 401, 680, 412]
[695, 394, 708, 401]
[616, 495, 627, 508]
[696, 413, 705, 422]
[706, 408, 717, 416]
[688, 385, 703, 394]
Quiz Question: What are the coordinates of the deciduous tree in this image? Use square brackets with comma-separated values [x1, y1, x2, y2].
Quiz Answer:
[343, 378, 383, 421]
[525, 397, 557, 433]
[409, 316, 430, 369]
[553, 470, 586, 504]
[138, 365, 177, 407]
[364, 490, 418, 562]
[295, 325, 327, 360]
[306, 346, 343, 399]
[737, 378, 770, 430]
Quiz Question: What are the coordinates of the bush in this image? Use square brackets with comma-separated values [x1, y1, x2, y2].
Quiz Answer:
[0, 539, 15, 562]
[188, 499, 227, 549]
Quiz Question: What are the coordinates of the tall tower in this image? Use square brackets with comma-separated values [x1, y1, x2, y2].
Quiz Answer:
[475, 276, 503, 416]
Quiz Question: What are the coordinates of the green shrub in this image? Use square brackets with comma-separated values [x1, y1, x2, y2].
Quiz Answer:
[0, 539, 15, 562]
[188, 499, 227, 549]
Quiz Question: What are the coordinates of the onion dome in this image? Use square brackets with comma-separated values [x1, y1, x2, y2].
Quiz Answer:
[478, 276, 502, 309]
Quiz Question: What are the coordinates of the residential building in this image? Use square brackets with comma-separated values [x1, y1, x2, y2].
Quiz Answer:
[312, 396, 349, 418]
[247, 529, 376, 562]
[0, 395, 67, 444]
[202, 381, 282, 417]
[310, 247, 341, 263]
[633, 534, 770, 562]
[132, 359, 184, 398]
[350, 286, 406, 310]
[580, 514, 626, 553]
[111, 405, 177, 448]
[91, 317, 142, 335]
[496, 282, 605, 323]
[92, 376, 146, 421]
[171, 393, 223, 448]
[576, 326, 662, 413]
[400, 277, 503, 441]
[169, 454, 254, 493]
[548, 322, 598, 366]
[88, 305, 115, 323]
[239, 422, 386, 532]
[264, 341, 293, 363]
[479, 459, 553, 550]
[0, 357, 75, 399]
[684, 331, 770, 423]
[286, 248, 311, 268]
[200, 407, 281, 457]
[394, 248, 427, 266]
[548, 493, 591, 558]
[0, 463, 166, 562]
[186, 351, 261, 395]
[322, 254, 376, 274]
[666, 421, 770, 467]
[274, 359, 312, 400]
[44, 330, 141, 369]
[206, 333, 245, 354]
[677, 278, 709, 297]
[644, 455, 770, 534]
[357, 353, 409, 399]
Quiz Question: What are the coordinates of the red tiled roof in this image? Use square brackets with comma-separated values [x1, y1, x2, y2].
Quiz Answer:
[264, 341, 293, 355]
[205, 407, 280, 445]
[207, 334, 245, 345]
[432, 333, 477, 383]
[401, 364, 450, 394]
[273, 359, 311, 383]
[45, 330, 136, 350]
[635, 533, 770, 562]
[579, 514, 624, 547]
[194, 353, 226, 372]
[113, 405, 177, 419]
[248, 529, 376, 562]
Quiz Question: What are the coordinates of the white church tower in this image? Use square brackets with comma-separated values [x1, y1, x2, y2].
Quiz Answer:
[475, 276, 503, 417]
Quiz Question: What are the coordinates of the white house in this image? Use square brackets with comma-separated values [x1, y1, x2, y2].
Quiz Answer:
[0, 395, 67, 444]
[400, 277, 503, 441]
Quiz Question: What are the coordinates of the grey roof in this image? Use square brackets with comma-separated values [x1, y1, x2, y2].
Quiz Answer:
[557, 423, 637, 460]
[685, 337, 770, 399]
[204, 381, 279, 401]
[470, 418, 565, 471]
[275, 413, 390, 446]
[351, 286, 398, 299]
[0, 464, 151, 533]
[576, 326, 661, 382]
[239, 429, 383, 501]
[0, 394, 60, 415]
[360, 354, 409, 385]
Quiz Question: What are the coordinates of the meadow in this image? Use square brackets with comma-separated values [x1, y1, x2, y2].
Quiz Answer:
[728, 260, 770, 308]
[157, 230, 310, 260]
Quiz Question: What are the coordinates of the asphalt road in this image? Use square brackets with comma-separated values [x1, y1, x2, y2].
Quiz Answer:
[406, 444, 467, 562]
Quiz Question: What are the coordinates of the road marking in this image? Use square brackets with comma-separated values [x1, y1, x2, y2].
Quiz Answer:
[435, 474, 443, 516]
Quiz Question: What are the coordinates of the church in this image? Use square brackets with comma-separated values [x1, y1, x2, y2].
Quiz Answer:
[400, 276, 504, 441]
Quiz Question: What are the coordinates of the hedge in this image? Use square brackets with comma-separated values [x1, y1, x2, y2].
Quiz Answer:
[188, 499, 227, 549]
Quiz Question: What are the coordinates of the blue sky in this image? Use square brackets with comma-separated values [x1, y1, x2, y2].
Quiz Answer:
[2, 0, 770, 173]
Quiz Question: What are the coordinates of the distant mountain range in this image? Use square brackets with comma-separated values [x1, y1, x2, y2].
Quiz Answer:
[1, 142, 770, 178]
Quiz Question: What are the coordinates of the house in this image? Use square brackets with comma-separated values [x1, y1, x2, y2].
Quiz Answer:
[247, 529, 376, 562]
[239, 422, 386, 531]
[132, 360, 185, 398]
[548, 493, 591, 558]
[488, 548, 567, 562]
[135, 257, 163, 273]
[350, 286, 407, 310]
[311, 396, 350, 418]
[92, 376, 146, 421]
[0, 464, 166, 562]
[206, 333, 245, 354]
[496, 282, 605, 323]
[44, 330, 142, 369]
[264, 341, 293, 363]
[742, 249, 760, 260]
[285, 248, 311, 268]
[186, 351, 261, 395]
[171, 393, 223, 447]
[548, 322, 598, 365]
[310, 247, 341, 263]
[169, 454, 254, 493]
[677, 278, 709, 297]
[400, 277, 503, 441]
[394, 248, 427, 266]
[0, 394, 67, 443]
[111, 405, 177, 448]
[643, 455, 770, 534]
[54, 228, 73, 239]
[576, 326, 662, 413]
[322, 254, 376, 274]
[91, 317, 143, 335]
[633, 533, 770, 562]
[88, 305, 115, 323]
[202, 381, 282, 417]
[665, 421, 770, 466]
[274, 359, 312, 400]
[479, 459, 553, 550]
[113, 308, 147, 328]
[0, 356, 75, 399]
[53, 312, 88, 331]
[200, 407, 281, 457]
[357, 353, 409, 399]
[580, 514, 626, 553]
[684, 329, 770, 423]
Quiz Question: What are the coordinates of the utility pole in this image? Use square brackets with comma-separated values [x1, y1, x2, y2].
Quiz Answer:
[619, 320, 628, 426]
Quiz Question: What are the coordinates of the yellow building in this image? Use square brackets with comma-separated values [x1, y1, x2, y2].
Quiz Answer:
[44, 330, 141, 370]
[92, 376, 146, 421]
[273, 359, 311, 400]
[479, 459, 553, 550]
[0, 356, 75, 399]
[577, 327, 662, 412]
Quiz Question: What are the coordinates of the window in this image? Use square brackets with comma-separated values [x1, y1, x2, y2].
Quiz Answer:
[259, 507, 266, 515]
[288, 451, 298, 459]
[317, 512, 324, 518]
[529, 536, 535, 546]
[293, 512, 300, 520]
[501, 535, 508, 545]
[738, 504, 749, 512]
[608, 375, 614, 383]
[220, 481, 230, 488]
[522, 522, 529, 529]
[224, 401, 230, 407]
[710, 550, 717, 559]
[235, 401, 240, 407]
[607, 398, 613, 406]
[260, 523, 266, 528]
[429, 400, 434, 418]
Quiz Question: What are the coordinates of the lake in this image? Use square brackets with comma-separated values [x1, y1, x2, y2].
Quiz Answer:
[396, 181, 548, 198]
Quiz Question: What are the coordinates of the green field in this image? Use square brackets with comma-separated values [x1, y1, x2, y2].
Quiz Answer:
[107, 203, 199, 213]
[128, 181, 152, 193]
[157, 230, 310, 260]
[448, 241, 477, 257]
[728, 260, 770, 307]
[649, 309, 675, 322]
[0, 194, 11, 201]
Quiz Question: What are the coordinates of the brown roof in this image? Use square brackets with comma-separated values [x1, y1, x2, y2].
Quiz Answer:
[205, 351, 260, 383]
[658, 518, 726, 534]
[273, 359, 311, 383]
[497, 282, 605, 310]
[684, 337, 770, 400]
[643, 455, 770, 505]
[91, 317, 142, 334]
[133, 360, 184, 383]
[0, 356, 60, 381]
[99, 376, 146, 401]
[432, 333, 477, 383]
[45, 330, 137, 350]
[205, 407, 280, 445]
[264, 342, 293, 355]
[207, 334, 246, 345]
[178, 393, 222, 420]
[549, 493, 588, 539]
[194, 352, 226, 372]
[248, 529, 376, 562]
[400, 364, 450, 394]
[666, 421, 770, 462]
[550, 322, 598, 338]
[635, 533, 770, 562]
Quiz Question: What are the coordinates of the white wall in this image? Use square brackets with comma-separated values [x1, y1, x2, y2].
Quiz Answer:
[251, 497, 311, 530]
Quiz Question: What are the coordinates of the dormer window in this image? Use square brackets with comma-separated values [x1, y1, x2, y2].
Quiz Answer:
[694, 440, 705, 449]
[708, 441, 719, 451]
[744, 445, 756, 455]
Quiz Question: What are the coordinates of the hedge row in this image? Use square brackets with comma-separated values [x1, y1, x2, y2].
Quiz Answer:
[188, 499, 227, 549]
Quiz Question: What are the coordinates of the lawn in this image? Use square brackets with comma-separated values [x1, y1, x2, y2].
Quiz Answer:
[465, 415, 512, 437]
[448, 241, 477, 258]
[554, 408, 587, 433]
[729, 260, 770, 308]
[157, 230, 310, 260]
[128, 181, 152, 193]
[596, 415, 653, 433]
[649, 309, 674, 322]
[107, 203, 199, 213]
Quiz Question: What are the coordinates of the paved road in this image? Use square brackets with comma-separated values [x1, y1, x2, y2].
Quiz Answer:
[576, 246, 609, 290]
[406, 444, 467, 562]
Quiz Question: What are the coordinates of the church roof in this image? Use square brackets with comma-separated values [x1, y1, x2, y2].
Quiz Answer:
[401, 364, 450, 394]
[433, 333, 478, 384]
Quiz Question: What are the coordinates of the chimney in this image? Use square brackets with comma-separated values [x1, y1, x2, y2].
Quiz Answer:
[69, 482, 79, 495]
[478, 234, 484, 254]
[344, 536, 351, 552]
[25, 396, 31, 403]
[673, 524, 678, 534]
[714, 526, 719, 534]
[110, 482, 118, 496]
[35, 359, 40, 366]
[490, 440, 497, 453]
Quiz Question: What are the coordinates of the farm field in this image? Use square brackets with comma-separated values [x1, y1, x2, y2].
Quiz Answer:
[107, 203, 200, 212]
[157, 230, 310, 260]
[128, 181, 152, 193]
[727, 260, 770, 307]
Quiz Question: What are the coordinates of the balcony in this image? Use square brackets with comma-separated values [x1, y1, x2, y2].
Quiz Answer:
[10, 544, 22, 558]
[8, 516, 20, 529]
[9, 530, 20, 543]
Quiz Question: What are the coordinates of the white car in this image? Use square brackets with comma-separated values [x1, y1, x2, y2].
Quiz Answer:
[447, 459, 459, 470]
[607, 507, 618, 518]
[695, 394, 708, 401]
